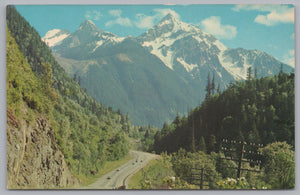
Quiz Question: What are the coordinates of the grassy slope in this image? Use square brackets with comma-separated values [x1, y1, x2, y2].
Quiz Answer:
[128, 157, 174, 189]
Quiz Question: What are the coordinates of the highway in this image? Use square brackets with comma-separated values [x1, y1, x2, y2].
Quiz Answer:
[80, 150, 157, 189]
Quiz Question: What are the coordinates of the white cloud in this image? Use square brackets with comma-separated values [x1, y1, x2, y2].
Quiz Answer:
[154, 8, 180, 20]
[109, 10, 122, 17]
[105, 17, 132, 27]
[201, 16, 237, 40]
[233, 5, 294, 26]
[105, 9, 132, 27]
[85, 10, 102, 21]
[135, 14, 155, 29]
[134, 9, 180, 29]
[283, 49, 295, 68]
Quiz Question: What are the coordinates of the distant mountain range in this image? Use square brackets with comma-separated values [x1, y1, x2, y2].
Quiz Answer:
[43, 13, 293, 127]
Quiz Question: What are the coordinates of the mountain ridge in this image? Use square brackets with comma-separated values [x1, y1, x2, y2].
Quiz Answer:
[42, 15, 293, 127]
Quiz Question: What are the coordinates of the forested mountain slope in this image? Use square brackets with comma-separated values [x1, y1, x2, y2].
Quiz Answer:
[7, 28, 80, 189]
[153, 73, 294, 154]
[6, 6, 136, 188]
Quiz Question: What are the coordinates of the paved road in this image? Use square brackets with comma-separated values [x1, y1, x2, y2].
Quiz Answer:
[80, 150, 157, 189]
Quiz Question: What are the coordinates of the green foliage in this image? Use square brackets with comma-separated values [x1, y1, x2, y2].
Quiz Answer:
[153, 73, 294, 154]
[6, 28, 52, 116]
[7, 6, 133, 180]
[198, 136, 206, 153]
[128, 157, 175, 189]
[171, 149, 221, 189]
[259, 142, 295, 189]
[216, 177, 251, 189]
[212, 152, 237, 179]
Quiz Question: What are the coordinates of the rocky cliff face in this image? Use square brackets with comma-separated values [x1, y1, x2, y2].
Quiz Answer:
[6, 109, 80, 189]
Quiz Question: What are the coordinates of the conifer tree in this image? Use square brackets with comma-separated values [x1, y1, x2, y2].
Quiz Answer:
[280, 63, 283, 74]
[78, 76, 81, 86]
[217, 83, 221, 94]
[212, 73, 215, 95]
[198, 136, 207, 153]
[254, 67, 258, 78]
[208, 134, 216, 153]
[247, 67, 253, 81]
[190, 115, 196, 152]
[73, 73, 77, 82]
[205, 73, 211, 99]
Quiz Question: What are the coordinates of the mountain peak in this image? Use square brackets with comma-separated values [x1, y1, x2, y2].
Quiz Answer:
[157, 13, 180, 26]
[161, 13, 178, 21]
[79, 19, 99, 31]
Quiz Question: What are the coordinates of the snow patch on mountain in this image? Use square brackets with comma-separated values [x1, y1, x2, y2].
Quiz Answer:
[42, 29, 70, 47]
[109, 36, 125, 43]
[157, 19, 172, 27]
[43, 29, 61, 39]
[176, 57, 197, 72]
[153, 48, 174, 70]
[142, 33, 179, 70]
[91, 36, 125, 53]
[91, 40, 104, 52]
[214, 40, 227, 51]
[218, 50, 249, 80]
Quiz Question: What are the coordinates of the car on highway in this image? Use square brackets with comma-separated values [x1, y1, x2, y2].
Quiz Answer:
[107, 176, 111, 180]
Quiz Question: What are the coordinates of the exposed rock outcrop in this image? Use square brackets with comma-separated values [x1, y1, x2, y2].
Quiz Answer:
[7, 109, 80, 189]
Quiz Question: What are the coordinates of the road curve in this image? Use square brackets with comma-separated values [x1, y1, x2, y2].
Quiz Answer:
[80, 150, 158, 189]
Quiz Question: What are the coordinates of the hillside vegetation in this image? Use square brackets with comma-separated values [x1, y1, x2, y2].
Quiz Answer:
[153, 72, 294, 153]
[6, 6, 145, 187]
[127, 72, 295, 190]
[141, 72, 295, 189]
[7, 28, 80, 189]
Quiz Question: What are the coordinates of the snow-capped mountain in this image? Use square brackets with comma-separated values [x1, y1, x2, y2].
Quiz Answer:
[50, 20, 124, 60]
[138, 13, 227, 70]
[219, 48, 293, 80]
[42, 29, 70, 47]
[138, 13, 235, 89]
[137, 13, 293, 82]
[42, 15, 293, 127]
[138, 14, 222, 70]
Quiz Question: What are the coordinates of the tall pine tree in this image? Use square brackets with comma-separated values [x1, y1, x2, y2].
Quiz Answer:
[205, 73, 211, 99]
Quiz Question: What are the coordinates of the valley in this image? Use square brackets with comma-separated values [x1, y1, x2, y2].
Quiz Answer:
[6, 4, 295, 190]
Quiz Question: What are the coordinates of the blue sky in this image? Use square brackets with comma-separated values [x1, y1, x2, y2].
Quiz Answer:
[15, 4, 295, 67]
